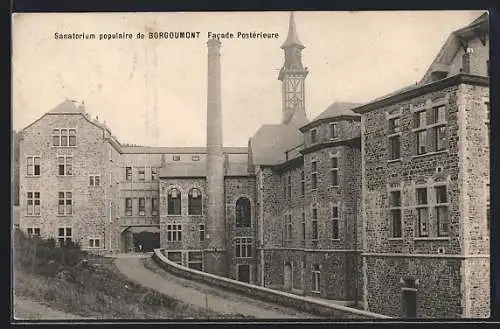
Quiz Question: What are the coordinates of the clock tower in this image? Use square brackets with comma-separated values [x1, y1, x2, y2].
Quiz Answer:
[278, 12, 309, 126]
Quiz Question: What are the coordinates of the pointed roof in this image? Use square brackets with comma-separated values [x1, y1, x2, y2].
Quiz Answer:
[281, 12, 305, 49]
[48, 99, 85, 114]
[312, 102, 362, 121]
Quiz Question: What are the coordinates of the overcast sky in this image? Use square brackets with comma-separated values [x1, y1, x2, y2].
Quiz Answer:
[12, 11, 484, 147]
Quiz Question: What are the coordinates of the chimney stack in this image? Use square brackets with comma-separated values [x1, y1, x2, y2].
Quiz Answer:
[205, 38, 226, 276]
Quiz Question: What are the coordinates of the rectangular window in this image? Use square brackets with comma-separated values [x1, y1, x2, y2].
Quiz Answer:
[435, 186, 449, 237]
[311, 129, 317, 144]
[414, 111, 427, 129]
[430, 105, 446, 124]
[27, 192, 41, 216]
[125, 198, 132, 216]
[311, 161, 318, 190]
[89, 175, 100, 186]
[417, 130, 427, 155]
[287, 176, 292, 200]
[330, 157, 339, 186]
[151, 198, 159, 216]
[199, 224, 205, 241]
[192, 155, 200, 161]
[284, 214, 292, 241]
[138, 197, 145, 216]
[167, 224, 182, 242]
[312, 208, 318, 240]
[388, 117, 400, 134]
[58, 192, 72, 215]
[138, 168, 145, 181]
[434, 126, 447, 151]
[151, 167, 159, 180]
[53, 129, 76, 147]
[330, 123, 338, 139]
[389, 135, 401, 160]
[389, 191, 402, 238]
[332, 206, 339, 240]
[27, 156, 41, 176]
[167, 251, 182, 265]
[57, 156, 73, 176]
[57, 227, 72, 246]
[301, 170, 305, 196]
[173, 155, 181, 161]
[188, 251, 203, 270]
[416, 188, 428, 237]
[312, 264, 320, 293]
[125, 167, 132, 181]
[301, 212, 306, 242]
[235, 237, 253, 258]
[27, 227, 40, 237]
[89, 238, 101, 248]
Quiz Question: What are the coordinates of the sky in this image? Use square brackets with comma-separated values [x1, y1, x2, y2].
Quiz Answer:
[12, 11, 485, 147]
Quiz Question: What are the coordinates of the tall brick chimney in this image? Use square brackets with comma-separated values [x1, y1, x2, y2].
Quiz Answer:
[205, 39, 226, 276]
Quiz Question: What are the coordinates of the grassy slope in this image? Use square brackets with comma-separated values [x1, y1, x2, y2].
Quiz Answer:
[13, 229, 250, 319]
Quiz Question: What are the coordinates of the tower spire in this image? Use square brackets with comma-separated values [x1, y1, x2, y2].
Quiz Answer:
[281, 12, 305, 49]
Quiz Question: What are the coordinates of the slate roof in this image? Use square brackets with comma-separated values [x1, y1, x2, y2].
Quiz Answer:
[311, 102, 362, 121]
[160, 162, 206, 178]
[249, 123, 304, 166]
[122, 146, 248, 154]
[48, 99, 85, 114]
[281, 12, 305, 49]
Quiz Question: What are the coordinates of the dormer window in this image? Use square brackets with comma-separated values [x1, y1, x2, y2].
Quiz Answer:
[329, 123, 338, 139]
[311, 129, 317, 144]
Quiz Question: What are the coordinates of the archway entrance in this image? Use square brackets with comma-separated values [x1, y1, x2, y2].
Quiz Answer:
[121, 226, 160, 253]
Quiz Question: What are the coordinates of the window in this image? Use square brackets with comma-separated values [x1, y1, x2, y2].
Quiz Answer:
[151, 167, 159, 180]
[311, 160, 318, 190]
[167, 224, 182, 242]
[125, 167, 132, 181]
[332, 206, 340, 240]
[388, 117, 400, 134]
[236, 197, 251, 227]
[434, 126, 447, 151]
[389, 191, 402, 238]
[27, 156, 41, 176]
[89, 238, 101, 248]
[389, 135, 401, 160]
[138, 197, 145, 216]
[430, 105, 446, 124]
[57, 156, 73, 176]
[199, 224, 205, 241]
[53, 129, 76, 147]
[235, 237, 253, 258]
[284, 214, 292, 241]
[58, 192, 72, 215]
[173, 155, 181, 161]
[312, 264, 320, 293]
[188, 251, 203, 271]
[188, 188, 203, 215]
[416, 188, 428, 237]
[435, 186, 449, 237]
[167, 251, 182, 265]
[151, 198, 159, 216]
[57, 227, 72, 246]
[330, 157, 339, 186]
[311, 129, 317, 144]
[301, 212, 306, 242]
[330, 123, 338, 139]
[168, 188, 181, 215]
[192, 155, 200, 161]
[125, 198, 132, 216]
[462, 52, 470, 73]
[415, 130, 427, 155]
[27, 227, 40, 237]
[287, 176, 292, 200]
[89, 175, 100, 186]
[301, 170, 305, 196]
[312, 207, 318, 240]
[414, 111, 427, 129]
[27, 192, 40, 215]
[138, 168, 145, 181]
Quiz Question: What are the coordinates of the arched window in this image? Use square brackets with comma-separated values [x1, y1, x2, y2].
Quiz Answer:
[188, 188, 203, 215]
[235, 197, 251, 227]
[168, 188, 181, 215]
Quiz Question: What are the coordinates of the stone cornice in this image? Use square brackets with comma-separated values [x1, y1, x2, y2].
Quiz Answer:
[300, 137, 361, 155]
[299, 115, 361, 132]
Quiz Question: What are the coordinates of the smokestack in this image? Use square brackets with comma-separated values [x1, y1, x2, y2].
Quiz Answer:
[205, 38, 226, 276]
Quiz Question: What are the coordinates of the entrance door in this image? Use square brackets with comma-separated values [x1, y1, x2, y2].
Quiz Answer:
[402, 289, 417, 318]
[237, 264, 250, 283]
[284, 263, 292, 290]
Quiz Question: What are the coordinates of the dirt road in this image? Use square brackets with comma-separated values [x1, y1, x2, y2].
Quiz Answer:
[115, 257, 319, 319]
[13, 297, 88, 320]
